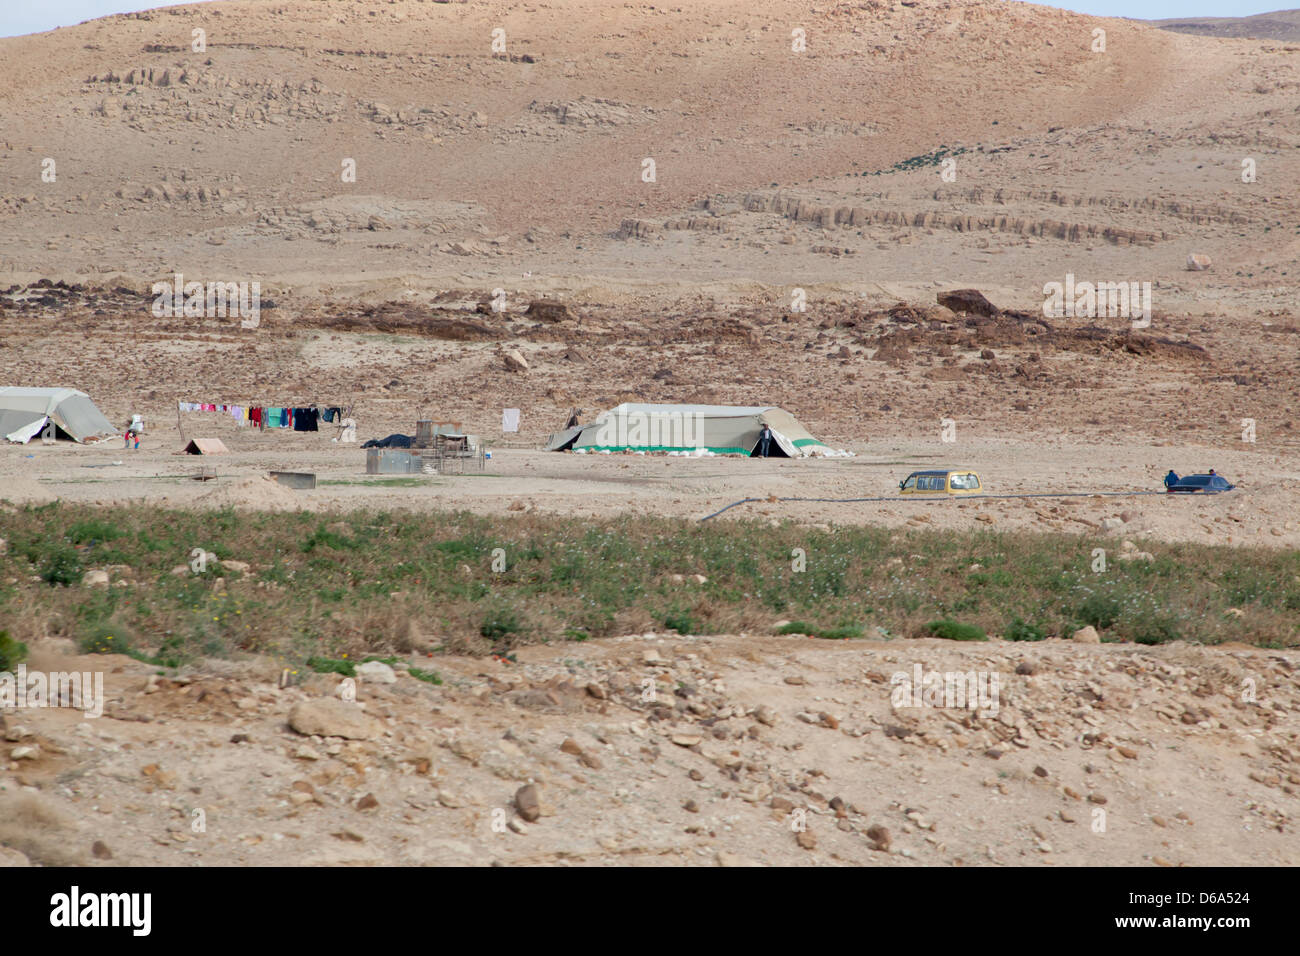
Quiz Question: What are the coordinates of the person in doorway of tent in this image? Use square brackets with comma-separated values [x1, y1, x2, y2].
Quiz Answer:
[758, 424, 772, 458]
[1163, 469, 1179, 490]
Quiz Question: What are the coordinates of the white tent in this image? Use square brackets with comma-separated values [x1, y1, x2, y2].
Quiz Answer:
[547, 403, 832, 457]
[0, 387, 118, 444]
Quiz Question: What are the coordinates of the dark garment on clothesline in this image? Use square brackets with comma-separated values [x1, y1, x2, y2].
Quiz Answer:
[293, 407, 320, 432]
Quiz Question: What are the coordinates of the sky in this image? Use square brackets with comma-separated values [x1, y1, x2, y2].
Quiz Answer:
[0, 0, 1291, 39]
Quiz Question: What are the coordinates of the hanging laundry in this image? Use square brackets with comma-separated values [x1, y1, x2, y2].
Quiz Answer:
[292, 407, 320, 432]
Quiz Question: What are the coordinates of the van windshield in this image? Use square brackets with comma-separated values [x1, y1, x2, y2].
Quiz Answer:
[902, 475, 918, 491]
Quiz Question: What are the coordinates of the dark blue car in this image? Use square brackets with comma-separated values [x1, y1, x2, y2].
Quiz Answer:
[1167, 474, 1235, 494]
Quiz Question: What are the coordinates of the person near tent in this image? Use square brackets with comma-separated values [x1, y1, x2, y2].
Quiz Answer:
[757, 424, 772, 458]
[124, 413, 143, 450]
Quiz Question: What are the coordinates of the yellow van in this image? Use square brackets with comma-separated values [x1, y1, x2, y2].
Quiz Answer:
[899, 469, 983, 495]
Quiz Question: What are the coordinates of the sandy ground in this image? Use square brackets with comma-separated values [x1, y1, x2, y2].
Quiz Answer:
[4, 435, 1298, 549]
[2, 633, 1296, 867]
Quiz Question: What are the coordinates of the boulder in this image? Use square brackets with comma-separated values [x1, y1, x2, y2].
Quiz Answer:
[288, 699, 384, 740]
[1186, 253, 1212, 271]
[501, 349, 529, 372]
[524, 299, 573, 322]
[1072, 626, 1101, 644]
[355, 660, 397, 684]
[938, 289, 999, 317]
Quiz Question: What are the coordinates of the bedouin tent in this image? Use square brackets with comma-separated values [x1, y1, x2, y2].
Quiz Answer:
[546, 403, 829, 457]
[0, 387, 118, 444]
[183, 438, 229, 455]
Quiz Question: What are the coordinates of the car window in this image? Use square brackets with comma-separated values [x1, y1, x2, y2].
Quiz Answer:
[925, 476, 943, 491]
[966, 474, 980, 489]
[902, 475, 918, 490]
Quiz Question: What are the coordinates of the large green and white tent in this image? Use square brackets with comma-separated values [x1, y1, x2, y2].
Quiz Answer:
[547, 403, 834, 457]
[1, 387, 118, 444]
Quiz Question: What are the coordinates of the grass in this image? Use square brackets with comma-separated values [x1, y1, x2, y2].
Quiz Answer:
[0, 503, 1297, 670]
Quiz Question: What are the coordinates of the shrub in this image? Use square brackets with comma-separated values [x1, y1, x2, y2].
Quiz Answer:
[481, 607, 524, 642]
[80, 627, 132, 656]
[39, 548, 82, 587]
[1076, 592, 1121, 630]
[663, 611, 696, 634]
[306, 656, 355, 677]
[926, 619, 987, 642]
[1005, 617, 1047, 642]
[0, 631, 28, 672]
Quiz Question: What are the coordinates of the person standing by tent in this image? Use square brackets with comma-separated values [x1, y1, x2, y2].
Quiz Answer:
[124, 413, 143, 450]
[757, 423, 772, 458]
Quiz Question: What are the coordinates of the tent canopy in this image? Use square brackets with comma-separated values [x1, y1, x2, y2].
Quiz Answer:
[0, 387, 118, 444]
[549, 403, 828, 457]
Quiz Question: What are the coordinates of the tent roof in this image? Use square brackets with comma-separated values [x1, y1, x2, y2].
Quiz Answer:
[0, 386, 117, 443]
[601, 403, 777, 418]
[0, 387, 87, 403]
[183, 438, 229, 455]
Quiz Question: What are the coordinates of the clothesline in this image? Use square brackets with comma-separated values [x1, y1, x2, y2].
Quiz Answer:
[176, 400, 350, 432]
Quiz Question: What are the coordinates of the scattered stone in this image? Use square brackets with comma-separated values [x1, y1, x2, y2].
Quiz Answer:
[437, 790, 467, 809]
[866, 824, 891, 851]
[796, 829, 817, 850]
[356, 793, 379, 811]
[1186, 253, 1212, 271]
[515, 784, 541, 822]
[91, 840, 113, 860]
